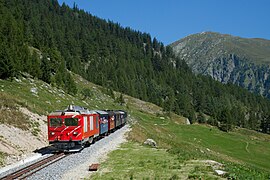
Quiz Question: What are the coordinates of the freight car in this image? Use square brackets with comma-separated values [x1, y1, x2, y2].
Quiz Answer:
[106, 110, 127, 129]
[47, 105, 127, 152]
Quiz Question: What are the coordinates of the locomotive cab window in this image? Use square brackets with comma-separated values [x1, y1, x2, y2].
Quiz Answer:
[49, 118, 62, 127]
[64, 118, 79, 126]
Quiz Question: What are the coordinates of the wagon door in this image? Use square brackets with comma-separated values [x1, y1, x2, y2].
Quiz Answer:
[90, 115, 94, 131]
[86, 113, 99, 138]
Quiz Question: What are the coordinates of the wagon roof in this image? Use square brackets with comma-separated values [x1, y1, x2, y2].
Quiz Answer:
[93, 110, 109, 115]
[114, 110, 125, 114]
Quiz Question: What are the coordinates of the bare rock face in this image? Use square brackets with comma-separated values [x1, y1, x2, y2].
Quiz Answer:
[144, 139, 157, 147]
[170, 32, 270, 98]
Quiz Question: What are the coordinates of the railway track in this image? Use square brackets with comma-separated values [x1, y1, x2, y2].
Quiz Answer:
[0, 153, 67, 180]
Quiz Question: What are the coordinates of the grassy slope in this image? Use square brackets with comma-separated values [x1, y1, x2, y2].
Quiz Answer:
[91, 107, 270, 179]
[0, 75, 270, 179]
[0, 74, 121, 115]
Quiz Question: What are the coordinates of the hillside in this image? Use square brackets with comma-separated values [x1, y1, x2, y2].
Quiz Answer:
[1, 76, 270, 179]
[0, 73, 171, 164]
[1, 0, 270, 133]
[170, 32, 270, 98]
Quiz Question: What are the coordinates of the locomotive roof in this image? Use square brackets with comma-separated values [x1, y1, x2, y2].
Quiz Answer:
[87, 110, 98, 114]
[48, 105, 98, 115]
[64, 105, 85, 112]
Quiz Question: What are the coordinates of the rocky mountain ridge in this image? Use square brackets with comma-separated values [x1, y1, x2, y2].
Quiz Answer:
[170, 32, 270, 98]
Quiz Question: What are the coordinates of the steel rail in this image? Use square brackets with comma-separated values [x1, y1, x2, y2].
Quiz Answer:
[0, 153, 67, 180]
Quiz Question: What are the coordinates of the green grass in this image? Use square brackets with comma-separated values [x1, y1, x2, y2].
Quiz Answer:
[172, 125, 270, 172]
[132, 110, 270, 171]
[91, 142, 221, 180]
[0, 92, 30, 130]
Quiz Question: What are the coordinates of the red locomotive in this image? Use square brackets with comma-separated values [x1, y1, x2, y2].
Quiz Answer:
[47, 105, 127, 152]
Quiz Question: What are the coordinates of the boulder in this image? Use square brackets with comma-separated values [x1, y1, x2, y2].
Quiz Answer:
[144, 139, 157, 147]
[215, 169, 227, 176]
[30, 87, 38, 94]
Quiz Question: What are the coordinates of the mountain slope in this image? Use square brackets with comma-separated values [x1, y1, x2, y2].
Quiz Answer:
[1, 1, 270, 133]
[170, 32, 270, 98]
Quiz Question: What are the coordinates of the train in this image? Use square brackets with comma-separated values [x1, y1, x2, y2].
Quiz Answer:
[47, 105, 127, 152]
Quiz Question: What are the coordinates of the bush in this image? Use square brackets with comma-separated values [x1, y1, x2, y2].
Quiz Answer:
[81, 88, 93, 99]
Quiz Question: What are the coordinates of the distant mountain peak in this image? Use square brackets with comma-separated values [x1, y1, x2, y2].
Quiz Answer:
[170, 32, 270, 98]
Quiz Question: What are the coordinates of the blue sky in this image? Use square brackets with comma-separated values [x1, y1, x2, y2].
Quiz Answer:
[58, 0, 270, 45]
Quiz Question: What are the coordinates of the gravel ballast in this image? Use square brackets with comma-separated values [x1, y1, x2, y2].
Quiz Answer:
[27, 125, 130, 180]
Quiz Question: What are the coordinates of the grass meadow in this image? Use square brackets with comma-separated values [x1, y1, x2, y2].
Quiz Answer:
[91, 110, 270, 179]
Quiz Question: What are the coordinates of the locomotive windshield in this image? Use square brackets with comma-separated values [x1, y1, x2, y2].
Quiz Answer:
[64, 118, 79, 126]
[49, 118, 62, 127]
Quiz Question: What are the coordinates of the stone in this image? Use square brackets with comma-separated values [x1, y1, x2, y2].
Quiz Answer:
[30, 88, 38, 94]
[215, 169, 227, 176]
[144, 138, 157, 147]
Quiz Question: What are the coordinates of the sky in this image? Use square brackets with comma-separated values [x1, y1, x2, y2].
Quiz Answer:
[57, 0, 270, 45]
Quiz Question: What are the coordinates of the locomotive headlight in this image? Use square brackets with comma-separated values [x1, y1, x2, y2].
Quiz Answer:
[73, 132, 78, 135]
[50, 132, 55, 135]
